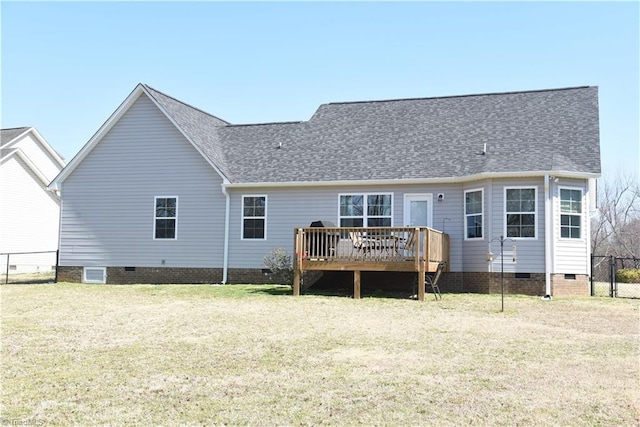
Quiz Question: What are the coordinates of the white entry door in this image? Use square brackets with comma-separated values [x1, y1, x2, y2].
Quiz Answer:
[404, 194, 433, 227]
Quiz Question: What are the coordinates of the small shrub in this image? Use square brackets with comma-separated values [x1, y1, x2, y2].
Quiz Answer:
[263, 247, 293, 285]
[616, 269, 640, 283]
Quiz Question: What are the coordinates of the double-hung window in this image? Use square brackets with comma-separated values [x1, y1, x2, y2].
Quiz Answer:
[465, 189, 483, 239]
[339, 194, 392, 227]
[243, 196, 266, 239]
[154, 197, 177, 239]
[505, 187, 536, 238]
[560, 188, 582, 239]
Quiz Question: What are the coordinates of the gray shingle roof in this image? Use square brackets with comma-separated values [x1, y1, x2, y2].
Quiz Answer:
[1, 127, 30, 146]
[145, 86, 600, 184]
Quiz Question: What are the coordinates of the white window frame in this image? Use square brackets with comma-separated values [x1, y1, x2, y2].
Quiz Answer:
[504, 186, 538, 240]
[338, 193, 394, 227]
[83, 267, 106, 284]
[559, 186, 583, 240]
[153, 196, 178, 240]
[242, 195, 267, 240]
[464, 188, 484, 240]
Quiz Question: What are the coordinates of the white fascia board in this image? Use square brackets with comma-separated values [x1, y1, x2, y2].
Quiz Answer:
[0, 149, 16, 163]
[0, 127, 32, 148]
[139, 85, 231, 184]
[222, 170, 601, 189]
[2, 148, 49, 185]
[2, 148, 60, 200]
[27, 127, 66, 168]
[48, 84, 231, 189]
[4, 127, 67, 168]
[48, 84, 146, 189]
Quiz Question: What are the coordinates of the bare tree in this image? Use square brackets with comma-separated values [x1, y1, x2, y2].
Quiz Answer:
[591, 173, 640, 257]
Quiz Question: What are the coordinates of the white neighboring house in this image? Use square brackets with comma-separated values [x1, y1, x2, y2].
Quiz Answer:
[0, 127, 65, 274]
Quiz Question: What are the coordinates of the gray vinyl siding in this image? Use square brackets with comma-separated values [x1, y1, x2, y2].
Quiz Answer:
[553, 178, 589, 274]
[227, 183, 464, 271]
[488, 178, 546, 273]
[59, 93, 225, 268]
[462, 181, 491, 272]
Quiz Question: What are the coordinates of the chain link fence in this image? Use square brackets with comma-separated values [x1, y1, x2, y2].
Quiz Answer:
[591, 255, 640, 299]
[1, 251, 58, 284]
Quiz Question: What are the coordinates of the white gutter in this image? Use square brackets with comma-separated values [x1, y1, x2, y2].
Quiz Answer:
[221, 185, 231, 284]
[223, 170, 601, 189]
[544, 174, 552, 296]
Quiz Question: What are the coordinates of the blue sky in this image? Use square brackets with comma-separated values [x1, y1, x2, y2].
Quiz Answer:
[1, 1, 638, 181]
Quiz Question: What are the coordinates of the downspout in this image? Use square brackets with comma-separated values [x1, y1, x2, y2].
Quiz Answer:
[544, 175, 552, 296]
[221, 184, 230, 284]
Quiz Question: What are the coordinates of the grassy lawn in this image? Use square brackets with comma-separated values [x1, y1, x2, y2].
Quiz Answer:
[2, 271, 55, 285]
[1, 284, 638, 426]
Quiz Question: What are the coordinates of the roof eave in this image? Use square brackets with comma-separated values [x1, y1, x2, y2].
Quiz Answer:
[28, 127, 66, 167]
[3, 148, 61, 199]
[0, 128, 64, 167]
[222, 170, 601, 189]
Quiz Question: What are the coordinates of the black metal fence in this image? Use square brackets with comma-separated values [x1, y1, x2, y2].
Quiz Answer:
[1, 250, 58, 284]
[591, 255, 640, 298]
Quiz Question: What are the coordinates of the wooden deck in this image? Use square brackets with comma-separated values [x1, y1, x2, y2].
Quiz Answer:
[293, 226, 450, 301]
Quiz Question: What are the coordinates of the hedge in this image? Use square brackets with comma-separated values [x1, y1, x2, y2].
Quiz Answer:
[616, 269, 640, 284]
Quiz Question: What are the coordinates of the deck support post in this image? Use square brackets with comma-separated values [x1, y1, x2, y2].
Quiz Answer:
[418, 271, 425, 301]
[354, 270, 361, 299]
[293, 268, 301, 296]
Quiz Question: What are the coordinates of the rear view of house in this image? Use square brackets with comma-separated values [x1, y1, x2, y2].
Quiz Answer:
[1, 127, 65, 274]
[50, 84, 600, 296]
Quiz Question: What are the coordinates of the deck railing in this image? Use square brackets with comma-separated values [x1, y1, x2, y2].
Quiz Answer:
[294, 226, 448, 264]
[293, 226, 449, 300]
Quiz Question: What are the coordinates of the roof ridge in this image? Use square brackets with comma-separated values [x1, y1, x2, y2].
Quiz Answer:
[1, 126, 30, 131]
[142, 84, 230, 125]
[326, 86, 594, 106]
[227, 121, 303, 128]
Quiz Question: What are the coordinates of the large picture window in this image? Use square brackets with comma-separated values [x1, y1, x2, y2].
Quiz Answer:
[243, 196, 266, 239]
[560, 188, 582, 239]
[465, 189, 483, 239]
[154, 197, 177, 239]
[339, 194, 392, 227]
[505, 188, 536, 238]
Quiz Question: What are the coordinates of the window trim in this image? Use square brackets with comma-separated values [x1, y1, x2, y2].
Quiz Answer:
[153, 196, 178, 240]
[241, 195, 267, 240]
[464, 188, 484, 240]
[559, 186, 583, 240]
[338, 192, 394, 228]
[504, 186, 538, 240]
[83, 267, 106, 284]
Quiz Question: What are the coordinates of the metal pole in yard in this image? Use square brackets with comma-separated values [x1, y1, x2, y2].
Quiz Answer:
[500, 237, 504, 313]
[610, 255, 615, 298]
[590, 254, 595, 297]
[54, 250, 59, 283]
[5, 253, 9, 284]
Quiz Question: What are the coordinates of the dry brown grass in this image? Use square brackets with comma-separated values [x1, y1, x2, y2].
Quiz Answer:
[2, 271, 55, 285]
[1, 283, 639, 426]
